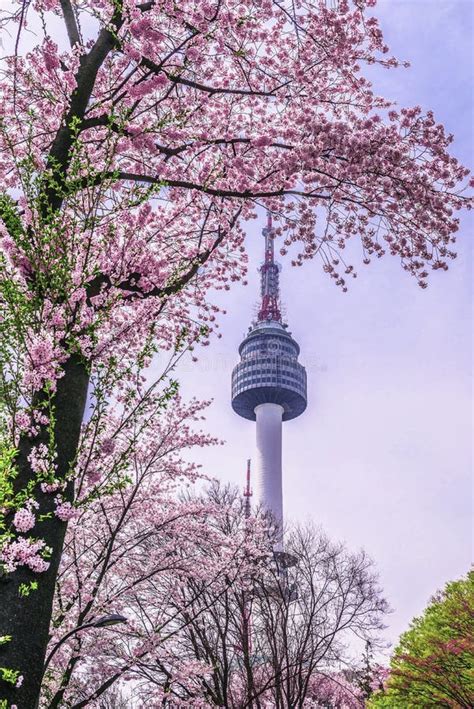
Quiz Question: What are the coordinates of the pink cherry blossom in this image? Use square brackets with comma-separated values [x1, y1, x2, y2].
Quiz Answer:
[12, 508, 36, 534]
[54, 501, 77, 522]
[0, 538, 50, 574]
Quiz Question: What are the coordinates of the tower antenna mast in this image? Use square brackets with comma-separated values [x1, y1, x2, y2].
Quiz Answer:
[243, 458, 253, 519]
[258, 211, 281, 323]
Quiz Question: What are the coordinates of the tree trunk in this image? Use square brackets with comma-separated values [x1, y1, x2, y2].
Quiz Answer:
[0, 355, 89, 709]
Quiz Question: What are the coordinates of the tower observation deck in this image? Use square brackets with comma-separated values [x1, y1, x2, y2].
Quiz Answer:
[231, 213, 307, 545]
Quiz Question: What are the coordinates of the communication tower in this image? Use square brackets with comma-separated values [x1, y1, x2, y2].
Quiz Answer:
[231, 213, 307, 551]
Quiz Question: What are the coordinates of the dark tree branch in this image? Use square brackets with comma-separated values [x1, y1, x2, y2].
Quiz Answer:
[85, 208, 242, 306]
[74, 169, 329, 201]
[141, 56, 284, 97]
[59, 0, 81, 48]
[80, 116, 294, 160]
[42, 5, 125, 215]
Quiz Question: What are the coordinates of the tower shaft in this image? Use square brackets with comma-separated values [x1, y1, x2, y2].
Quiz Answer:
[255, 403, 284, 549]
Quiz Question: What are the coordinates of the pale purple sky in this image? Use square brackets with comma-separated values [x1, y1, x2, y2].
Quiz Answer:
[173, 0, 473, 652]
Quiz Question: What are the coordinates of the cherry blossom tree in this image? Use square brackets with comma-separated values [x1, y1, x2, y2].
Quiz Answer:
[41, 393, 271, 708]
[0, 0, 472, 705]
[43, 474, 386, 708]
[306, 673, 365, 708]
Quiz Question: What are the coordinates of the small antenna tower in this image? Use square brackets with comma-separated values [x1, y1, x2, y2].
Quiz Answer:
[243, 459, 252, 518]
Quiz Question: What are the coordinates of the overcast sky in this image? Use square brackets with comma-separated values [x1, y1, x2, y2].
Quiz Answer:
[171, 0, 473, 654]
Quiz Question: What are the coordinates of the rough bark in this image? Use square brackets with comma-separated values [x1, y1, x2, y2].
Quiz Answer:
[0, 355, 89, 709]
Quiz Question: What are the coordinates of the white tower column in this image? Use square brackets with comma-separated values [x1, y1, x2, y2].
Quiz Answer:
[255, 403, 284, 549]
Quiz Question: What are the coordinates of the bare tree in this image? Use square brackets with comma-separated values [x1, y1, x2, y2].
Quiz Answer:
[136, 487, 388, 708]
[250, 526, 388, 708]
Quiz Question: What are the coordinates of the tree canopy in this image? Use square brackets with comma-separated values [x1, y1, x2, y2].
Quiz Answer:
[369, 571, 474, 708]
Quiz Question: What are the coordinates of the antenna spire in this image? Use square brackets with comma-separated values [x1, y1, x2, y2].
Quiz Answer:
[258, 212, 281, 323]
[243, 459, 252, 518]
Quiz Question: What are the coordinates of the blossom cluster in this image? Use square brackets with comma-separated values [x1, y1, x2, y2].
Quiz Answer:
[12, 499, 38, 534]
[0, 538, 50, 574]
